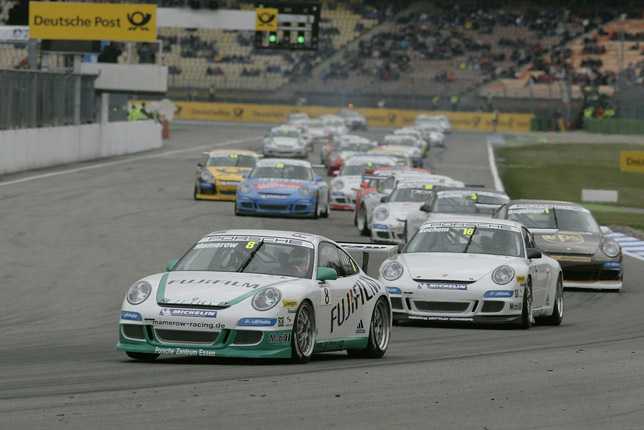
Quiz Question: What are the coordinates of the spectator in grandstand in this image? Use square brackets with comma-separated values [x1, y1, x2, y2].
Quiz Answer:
[98, 42, 122, 64]
[137, 43, 156, 64]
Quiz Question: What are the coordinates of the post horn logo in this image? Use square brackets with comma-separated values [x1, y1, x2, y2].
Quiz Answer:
[127, 12, 152, 31]
[258, 12, 276, 26]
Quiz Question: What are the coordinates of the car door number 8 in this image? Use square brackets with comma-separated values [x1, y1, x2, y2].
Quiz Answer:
[321, 287, 331, 306]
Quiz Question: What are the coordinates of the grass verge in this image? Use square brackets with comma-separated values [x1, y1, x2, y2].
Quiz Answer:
[494, 143, 644, 232]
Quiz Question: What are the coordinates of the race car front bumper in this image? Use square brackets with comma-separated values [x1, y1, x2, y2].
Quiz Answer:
[553, 258, 622, 290]
[384, 281, 524, 325]
[196, 181, 240, 201]
[236, 195, 317, 217]
[371, 222, 405, 245]
[118, 324, 294, 359]
[329, 192, 355, 210]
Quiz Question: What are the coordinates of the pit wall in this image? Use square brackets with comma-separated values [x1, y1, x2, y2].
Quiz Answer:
[0, 121, 162, 176]
[167, 101, 534, 132]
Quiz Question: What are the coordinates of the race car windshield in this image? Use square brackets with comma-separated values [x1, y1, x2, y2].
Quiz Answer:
[405, 226, 524, 257]
[269, 129, 300, 139]
[384, 137, 417, 147]
[206, 154, 257, 168]
[341, 162, 394, 176]
[388, 187, 433, 202]
[339, 142, 375, 153]
[507, 207, 601, 233]
[433, 193, 477, 213]
[250, 165, 314, 181]
[173, 240, 314, 279]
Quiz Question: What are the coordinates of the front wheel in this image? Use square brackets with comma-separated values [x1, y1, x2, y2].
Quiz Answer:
[357, 205, 370, 236]
[126, 351, 159, 362]
[536, 275, 564, 326]
[348, 297, 391, 358]
[291, 301, 316, 364]
[310, 199, 319, 219]
[519, 283, 533, 329]
[320, 198, 329, 218]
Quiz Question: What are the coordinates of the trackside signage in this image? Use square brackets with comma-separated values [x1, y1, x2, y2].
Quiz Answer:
[29, 2, 157, 42]
[620, 151, 644, 173]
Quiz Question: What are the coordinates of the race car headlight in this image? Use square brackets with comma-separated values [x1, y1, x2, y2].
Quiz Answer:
[299, 184, 313, 196]
[492, 265, 515, 285]
[264, 139, 275, 148]
[382, 260, 404, 281]
[374, 207, 390, 221]
[333, 180, 345, 190]
[200, 170, 214, 183]
[252, 288, 282, 311]
[239, 182, 253, 194]
[127, 281, 152, 305]
[602, 240, 620, 258]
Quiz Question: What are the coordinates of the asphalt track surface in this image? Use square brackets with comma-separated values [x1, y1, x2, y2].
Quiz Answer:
[1, 122, 643, 430]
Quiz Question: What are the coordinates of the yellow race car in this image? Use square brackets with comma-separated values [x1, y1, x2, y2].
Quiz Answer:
[194, 149, 261, 201]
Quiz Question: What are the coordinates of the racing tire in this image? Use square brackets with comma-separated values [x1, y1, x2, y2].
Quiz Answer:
[347, 297, 390, 359]
[519, 282, 533, 330]
[320, 200, 329, 218]
[311, 199, 319, 219]
[193, 185, 199, 201]
[234, 203, 245, 217]
[536, 275, 564, 326]
[357, 205, 370, 236]
[291, 301, 316, 364]
[126, 351, 159, 362]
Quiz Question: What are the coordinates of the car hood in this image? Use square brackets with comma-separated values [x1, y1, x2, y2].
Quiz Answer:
[531, 230, 601, 255]
[387, 202, 424, 221]
[250, 179, 310, 194]
[268, 137, 302, 147]
[159, 271, 298, 306]
[400, 253, 515, 282]
[207, 166, 250, 181]
[383, 145, 420, 156]
[334, 175, 362, 190]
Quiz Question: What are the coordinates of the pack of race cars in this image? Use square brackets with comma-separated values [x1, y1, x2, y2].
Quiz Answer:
[119, 111, 623, 363]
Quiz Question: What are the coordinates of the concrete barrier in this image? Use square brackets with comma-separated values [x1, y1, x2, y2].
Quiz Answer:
[0, 121, 162, 175]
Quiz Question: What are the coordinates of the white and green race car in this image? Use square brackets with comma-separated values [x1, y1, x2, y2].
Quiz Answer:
[118, 230, 393, 363]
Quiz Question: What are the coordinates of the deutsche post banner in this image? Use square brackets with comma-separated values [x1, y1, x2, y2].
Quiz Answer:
[29, 2, 157, 42]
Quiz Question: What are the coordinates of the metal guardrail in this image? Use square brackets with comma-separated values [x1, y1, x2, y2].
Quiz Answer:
[0, 69, 97, 130]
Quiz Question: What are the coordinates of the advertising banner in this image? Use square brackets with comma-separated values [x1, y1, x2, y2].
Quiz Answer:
[163, 102, 534, 132]
[29, 2, 157, 42]
[620, 151, 644, 173]
[0, 26, 29, 41]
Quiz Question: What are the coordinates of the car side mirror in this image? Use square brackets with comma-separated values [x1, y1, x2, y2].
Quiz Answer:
[380, 196, 387, 202]
[420, 204, 430, 213]
[526, 248, 542, 259]
[600, 226, 612, 235]
[317, 267, 338, 281]
[197, 163, 203, 168]
[360, 182, 368, 188]
[242, 172, 249, 178]
[167, 260, 178, 271]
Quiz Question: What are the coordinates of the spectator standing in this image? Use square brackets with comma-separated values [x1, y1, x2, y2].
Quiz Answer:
[137, 43, 155, 64]
[492, 109, 499, 132]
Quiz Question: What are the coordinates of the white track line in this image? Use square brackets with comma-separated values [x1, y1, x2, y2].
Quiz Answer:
[0, 136, 260, 188]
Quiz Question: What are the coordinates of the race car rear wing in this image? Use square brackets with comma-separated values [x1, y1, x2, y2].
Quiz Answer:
[338, 243, 398, 278]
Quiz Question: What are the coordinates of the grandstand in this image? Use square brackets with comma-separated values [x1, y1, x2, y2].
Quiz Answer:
[1, 0, 643, 118]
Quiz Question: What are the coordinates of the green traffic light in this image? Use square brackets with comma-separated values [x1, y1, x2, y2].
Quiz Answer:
[268, 34, 277, 43]
[297, 35, 305, 43]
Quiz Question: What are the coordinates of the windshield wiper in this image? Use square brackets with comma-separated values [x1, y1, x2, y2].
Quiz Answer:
[551, 207, 559, 229]
[462, 227, 477, 253]
[238, 241, 264, 272]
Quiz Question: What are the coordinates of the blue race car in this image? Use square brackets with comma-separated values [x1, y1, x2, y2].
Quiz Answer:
[235, 158, 330, 219]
